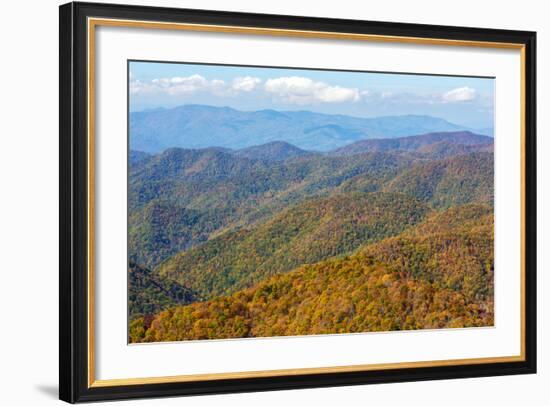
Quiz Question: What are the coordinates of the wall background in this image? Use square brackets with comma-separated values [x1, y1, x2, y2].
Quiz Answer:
[0, 0, 545, 404]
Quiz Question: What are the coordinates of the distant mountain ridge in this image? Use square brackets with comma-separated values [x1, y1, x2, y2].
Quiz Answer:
[331, 131, 493, 156]
[130, 104, 477, 152]
[129, 130, 493, 164]
[233, 141, 312, 162]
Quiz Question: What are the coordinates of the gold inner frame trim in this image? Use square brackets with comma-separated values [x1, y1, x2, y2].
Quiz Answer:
[87, 17, 527, 388]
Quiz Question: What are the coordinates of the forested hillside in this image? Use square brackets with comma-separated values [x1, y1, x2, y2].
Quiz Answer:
[129, 136, 492, 268]
[383, 152, 494, 208]
[129, 148, 414, 268]
[129, 262, 199, 319]
[127, 130, 494, 340]
[130, 205, 493, 342]
[156, 192, 429, 299]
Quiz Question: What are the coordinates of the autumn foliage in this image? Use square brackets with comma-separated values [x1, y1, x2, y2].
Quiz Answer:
[130, 204, 494, 343]
[128, 134, 495, 343]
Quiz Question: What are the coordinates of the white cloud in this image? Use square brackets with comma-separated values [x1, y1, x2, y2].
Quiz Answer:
[129, 79, 153, 95]
[371, 87, 480, 105]
[210, 79, 227, 96]
[130, 74, 363, 104]
[129, 72, 485, 114]
[130, 74, 226, 96]
[211, 79, 225, 88]
[232, 76, 262, 92]
[151, 74, 210, 95]
[130, 75, 263, 97]
[135, 73, 476, 108]
[442, 86, 477, 102]
[264, 76, 360, 104]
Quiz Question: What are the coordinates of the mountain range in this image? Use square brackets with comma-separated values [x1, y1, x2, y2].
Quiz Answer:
[331, 131, 493, 156]
[129, 131, 493, 270]
[127, 125, 495, 342]
[130, 104, 492, 153]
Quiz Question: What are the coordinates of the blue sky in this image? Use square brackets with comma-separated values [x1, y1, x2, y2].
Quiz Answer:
[129, 61, 494, 129]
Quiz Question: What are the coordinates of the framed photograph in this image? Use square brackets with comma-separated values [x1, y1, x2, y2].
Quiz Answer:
[59, 2, 536, 403]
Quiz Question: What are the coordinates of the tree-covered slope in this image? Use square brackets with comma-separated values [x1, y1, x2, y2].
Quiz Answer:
[383, 152, 494, 208]
[360, 204, 494, 302]
[129, 146, 411, 212]
[129, 262, 199, 320]
[156, 192, 429, 300]
[130, 205, 493, 342]
[414, 140, 493, 159]
[128, 201, 234, 269]
[129, 148, 414, 267]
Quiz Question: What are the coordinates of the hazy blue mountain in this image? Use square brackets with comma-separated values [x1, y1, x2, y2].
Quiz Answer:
[129, 150, 152, 165]
[331, 131, 493, 156]
[130, 104, 471, 152]
[233, 141, 313, 162]
[475, 127, 494, 137]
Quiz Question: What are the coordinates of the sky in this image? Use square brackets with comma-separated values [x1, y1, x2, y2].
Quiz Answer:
[129, 61, 494, 129]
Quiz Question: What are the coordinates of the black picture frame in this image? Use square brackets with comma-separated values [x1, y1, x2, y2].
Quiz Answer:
[59, 1, 537, 403]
